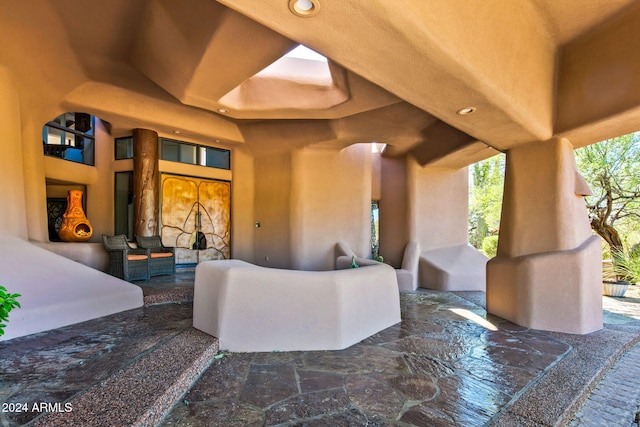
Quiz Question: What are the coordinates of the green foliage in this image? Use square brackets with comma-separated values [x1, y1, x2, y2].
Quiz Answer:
[611, 248, 640, 284]
[350, 255, 359, 268]
[575, 133, 640, 255]
[469, 154, 505, 248]
[481, 235, 499, 258]
[0, 286, 21, 336]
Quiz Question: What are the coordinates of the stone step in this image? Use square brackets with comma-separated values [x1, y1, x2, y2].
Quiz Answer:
[31, 328, 218, 427]
[143, 288, 194, 306]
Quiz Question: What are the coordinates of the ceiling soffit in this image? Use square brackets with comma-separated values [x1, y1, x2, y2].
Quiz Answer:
[216, 0, 557, 150]
[19, 0, 639, 165]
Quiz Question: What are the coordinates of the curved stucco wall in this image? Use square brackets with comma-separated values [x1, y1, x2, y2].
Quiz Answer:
[0, 66, 28, 239]
[379, 156, 471, 266]
[193, 259, 401, 352]
[291, 145, 372, 271]
[0, 236, 143, 341]
[498, 138, 593, 257]
[487, 138, 602, 334]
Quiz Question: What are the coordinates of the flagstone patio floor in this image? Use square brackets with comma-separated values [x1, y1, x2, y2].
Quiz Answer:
[1, 269, 639, 426]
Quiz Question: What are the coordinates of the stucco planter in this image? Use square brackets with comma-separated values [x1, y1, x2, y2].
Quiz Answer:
[602, 280, 629, 297]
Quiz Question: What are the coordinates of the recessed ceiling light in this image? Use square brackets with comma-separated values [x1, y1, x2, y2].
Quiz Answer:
[289, 0, 320, 17]
[217, 108, 229, 114]
[456, 107, 476, 115]
[173, 130, 181, 134]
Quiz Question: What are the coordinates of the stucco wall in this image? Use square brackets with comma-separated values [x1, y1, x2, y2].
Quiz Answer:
[379, 156, 470, 267]
[291, 145, 372, 271]
[498, 138, 593, 257]
[230, 148, 255, 263]
[379, 156, 409, 268]
[41, 119, 113, 243]
[409, 160, 469, 250]
[254, 152, 292, 268]
[0, 66, 28, 238]
[557, 4, 640, 137]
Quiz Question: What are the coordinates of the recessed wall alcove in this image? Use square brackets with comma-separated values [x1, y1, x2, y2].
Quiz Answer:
[46, 183, 87, 242]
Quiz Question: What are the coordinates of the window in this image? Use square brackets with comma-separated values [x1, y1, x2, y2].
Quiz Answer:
[114, 171, 134, 239]
[161, 138, 230, 170]
[204, 147, 231, 169]
[371, 200, 380, 259]
[115, 136, 134, 160]
[43, 112, 95, 166]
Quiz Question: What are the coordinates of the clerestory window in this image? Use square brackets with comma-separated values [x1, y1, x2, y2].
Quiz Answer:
[42, 112, 95, 166]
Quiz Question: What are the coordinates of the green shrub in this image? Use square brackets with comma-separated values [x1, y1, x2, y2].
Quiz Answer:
[0, 286, 21, 336]
[481, 235, 499, 258]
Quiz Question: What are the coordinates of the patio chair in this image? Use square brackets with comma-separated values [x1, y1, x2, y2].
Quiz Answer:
[135, 235, 176, 277]
[102, 234, 149, 281]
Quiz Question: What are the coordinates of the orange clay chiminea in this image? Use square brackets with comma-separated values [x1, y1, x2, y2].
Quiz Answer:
[58, 190, 93, 242]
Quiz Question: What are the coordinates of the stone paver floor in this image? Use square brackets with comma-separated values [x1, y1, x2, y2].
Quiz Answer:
[0, 303, 194, 426]
[161, 291, 573, 426]
[1, 276, 639, 426]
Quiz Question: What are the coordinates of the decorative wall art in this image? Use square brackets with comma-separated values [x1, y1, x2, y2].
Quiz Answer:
[160, 174, 230, 264]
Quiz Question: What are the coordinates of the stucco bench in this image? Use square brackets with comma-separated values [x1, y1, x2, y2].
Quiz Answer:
[193, 259, 401, 352]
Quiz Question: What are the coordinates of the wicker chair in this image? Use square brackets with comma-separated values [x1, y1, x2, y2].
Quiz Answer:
[102, 234, 149, 281]
[135, 235, 176, 277]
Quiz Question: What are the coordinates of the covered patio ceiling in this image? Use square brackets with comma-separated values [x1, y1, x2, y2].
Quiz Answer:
[2, 0, 639, 167]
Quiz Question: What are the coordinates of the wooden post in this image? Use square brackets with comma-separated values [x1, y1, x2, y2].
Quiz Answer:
[133, 128, 159, 238]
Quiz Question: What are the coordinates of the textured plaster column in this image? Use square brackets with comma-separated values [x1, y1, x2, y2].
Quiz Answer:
[133, 128, 159, 238]
[486, 137, 602, 334]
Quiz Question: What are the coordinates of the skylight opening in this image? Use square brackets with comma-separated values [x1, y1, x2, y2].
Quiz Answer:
[253, 44, 332, 85]
[285, 45, 327, 62]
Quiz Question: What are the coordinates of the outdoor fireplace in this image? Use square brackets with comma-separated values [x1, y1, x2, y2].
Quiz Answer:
[58, 190, 93, 242]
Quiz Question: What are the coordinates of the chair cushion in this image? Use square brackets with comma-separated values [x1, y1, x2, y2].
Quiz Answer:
[150, 252, 173, 258]
[127, 254, 148, 261]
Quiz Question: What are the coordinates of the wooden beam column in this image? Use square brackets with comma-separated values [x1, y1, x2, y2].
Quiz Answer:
[133, 128, 159, 238]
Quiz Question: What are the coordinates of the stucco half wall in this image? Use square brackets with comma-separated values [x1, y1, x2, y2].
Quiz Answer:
[0, 236, 143, 341]
[419, 244, 488, 291]
[193, 260, 401, 352]
[486, 235, 602, 334]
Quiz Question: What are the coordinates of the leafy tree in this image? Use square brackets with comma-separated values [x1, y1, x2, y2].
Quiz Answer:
[469, 154, 505, 253]
[575, 133, 640, 256]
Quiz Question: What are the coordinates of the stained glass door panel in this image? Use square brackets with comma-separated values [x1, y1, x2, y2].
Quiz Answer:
[160, 174, 231, 264]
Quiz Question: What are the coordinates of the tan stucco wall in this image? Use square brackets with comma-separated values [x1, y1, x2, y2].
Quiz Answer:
[230, 148, 255, 263]
[40, 119, 115, 243]
[557, 3, 640, 143]
[193, 259, 401, 352]
[291, 145, 372, 271]
[87, 119, 116, 241]
[487, 137, 602, 334]
[379, 156, 470, 268]
[498, 138, 593, 257]
[0, 66, 28, 238]
[379, 156, 409, 268]
[408, 161, 469, 250]
[254, 152, 292, 268]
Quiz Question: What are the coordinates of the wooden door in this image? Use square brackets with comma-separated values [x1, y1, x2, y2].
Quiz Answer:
[160, 174, 231, 264]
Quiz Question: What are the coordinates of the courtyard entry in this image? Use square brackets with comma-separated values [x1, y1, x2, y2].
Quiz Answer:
[160, 174, 231, 265]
